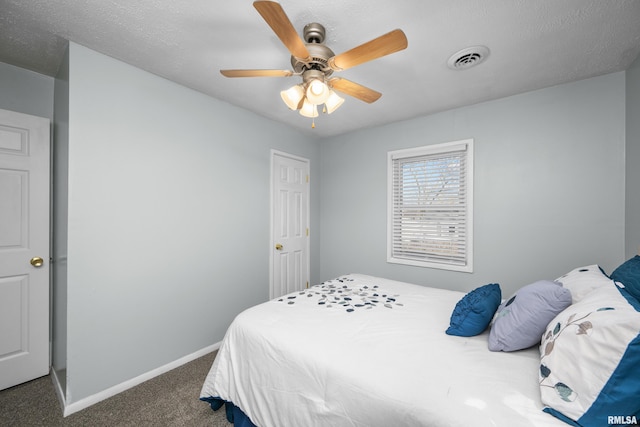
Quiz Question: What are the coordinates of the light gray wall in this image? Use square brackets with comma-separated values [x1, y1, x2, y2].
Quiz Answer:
[319, 72, 626, 297]
[626, 55, 640, 259]
[63, 43, 320, 402]
[52, 45, 70, 391]
[0, 61, 54, 120]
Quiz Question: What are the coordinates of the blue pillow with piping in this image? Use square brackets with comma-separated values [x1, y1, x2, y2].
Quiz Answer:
[611, 255, 640, 302]
[446, 283, 501, 337]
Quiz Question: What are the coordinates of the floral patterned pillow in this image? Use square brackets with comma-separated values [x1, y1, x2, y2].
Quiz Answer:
[539, 283, 640, 425]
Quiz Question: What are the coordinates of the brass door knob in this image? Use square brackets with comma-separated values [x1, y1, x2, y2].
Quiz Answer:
[275, 244, 283, 250]
[30, 256, 44, 268]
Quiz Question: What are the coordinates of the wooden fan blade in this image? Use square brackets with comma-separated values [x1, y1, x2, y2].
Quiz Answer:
[329, 77, 382, 104]
[328, 29, 408, 71]
[253, 0, 311, 62]
[220, 69, 294, 78]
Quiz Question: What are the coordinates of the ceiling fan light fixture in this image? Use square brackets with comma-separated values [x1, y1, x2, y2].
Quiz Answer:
[324, 90, 344, 114]
[280, 84, 304, 110]
[305, 79, 330, 105]
[299, 99, 318, 118]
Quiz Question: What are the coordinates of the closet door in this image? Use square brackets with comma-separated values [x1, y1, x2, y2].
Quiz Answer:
[0, 109, 50, 390]
[271, 151, 310, 299]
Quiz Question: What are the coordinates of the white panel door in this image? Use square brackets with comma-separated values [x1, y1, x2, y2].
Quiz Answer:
[271, 152, 309, 299]
[0, 109, 50, 390]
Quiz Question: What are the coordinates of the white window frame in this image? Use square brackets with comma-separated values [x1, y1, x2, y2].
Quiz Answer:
[387, 139, 473, 272]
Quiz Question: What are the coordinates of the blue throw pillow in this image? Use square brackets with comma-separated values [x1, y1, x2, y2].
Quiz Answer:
[611, 255, 640, 302]
[489, 280, 572, 352]
[446, 283, 501, 337]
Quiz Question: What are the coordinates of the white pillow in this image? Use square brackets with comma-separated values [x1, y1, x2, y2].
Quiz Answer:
[555, 264, 613, 302]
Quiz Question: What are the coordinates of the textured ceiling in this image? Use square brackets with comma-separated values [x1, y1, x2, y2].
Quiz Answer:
[1, 0, 640, 138]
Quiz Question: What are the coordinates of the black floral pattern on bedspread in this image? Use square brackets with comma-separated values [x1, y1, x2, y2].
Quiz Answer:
[276, 277, 403, 312]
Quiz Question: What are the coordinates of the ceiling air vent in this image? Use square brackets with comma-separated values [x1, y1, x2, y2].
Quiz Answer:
[447, 46, 490, 70]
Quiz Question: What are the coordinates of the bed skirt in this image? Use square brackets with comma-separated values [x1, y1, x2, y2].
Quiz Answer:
[200, 396, 257, 427]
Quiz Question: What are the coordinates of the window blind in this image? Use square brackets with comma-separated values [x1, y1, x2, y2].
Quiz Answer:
[388, 141, 472, 270]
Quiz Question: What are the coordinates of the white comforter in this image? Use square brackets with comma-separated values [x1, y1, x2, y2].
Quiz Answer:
[200, 274, 567, 427]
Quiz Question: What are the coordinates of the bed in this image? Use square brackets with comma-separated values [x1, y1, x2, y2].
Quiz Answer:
[201, 260, 640, 427]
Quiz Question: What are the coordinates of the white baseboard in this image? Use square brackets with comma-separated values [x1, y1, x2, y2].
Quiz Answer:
[55, 342, 221, 417]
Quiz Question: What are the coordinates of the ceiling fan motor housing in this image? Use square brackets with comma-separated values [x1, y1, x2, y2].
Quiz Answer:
[291, 23, 335, 77]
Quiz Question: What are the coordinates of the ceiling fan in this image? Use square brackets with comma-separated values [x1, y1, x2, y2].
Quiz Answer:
[221, 0, 408, 124]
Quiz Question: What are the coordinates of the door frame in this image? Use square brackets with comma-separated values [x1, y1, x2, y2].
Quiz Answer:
[269, 149, 310, 299]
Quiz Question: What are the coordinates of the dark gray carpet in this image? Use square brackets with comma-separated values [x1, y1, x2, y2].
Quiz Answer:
[0, 351, 230, 426]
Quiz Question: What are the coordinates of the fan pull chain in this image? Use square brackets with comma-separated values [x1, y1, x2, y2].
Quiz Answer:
[312, 104, 326, 128]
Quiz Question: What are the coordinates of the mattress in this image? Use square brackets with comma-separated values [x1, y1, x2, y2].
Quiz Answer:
[200, 274, 567, 426]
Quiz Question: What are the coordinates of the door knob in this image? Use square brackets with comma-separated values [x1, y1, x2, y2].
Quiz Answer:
[30, 256, 44, 268]
[275, 243, 283, 250]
